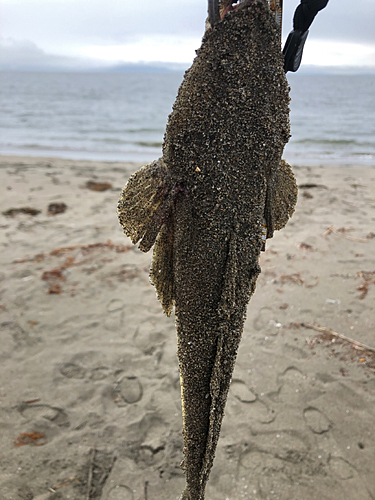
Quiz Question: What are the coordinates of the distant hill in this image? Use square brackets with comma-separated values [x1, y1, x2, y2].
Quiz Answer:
[0, 40, 102, 72]
[106, 62, 188, 73]
[1, 40, 374, 75]
[0, 40, 188, 73]
[296, 64, 375, 75]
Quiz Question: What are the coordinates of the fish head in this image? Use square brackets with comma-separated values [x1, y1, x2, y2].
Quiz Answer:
[208, 0, 281, 29]
[208, 0, 255, 27]
[220, 0, 256, 19]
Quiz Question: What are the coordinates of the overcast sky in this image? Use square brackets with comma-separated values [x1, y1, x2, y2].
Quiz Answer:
[1, 0, 375, 69]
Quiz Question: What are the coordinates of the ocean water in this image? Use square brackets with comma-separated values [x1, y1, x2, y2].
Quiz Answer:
[0, 71, 374, 166]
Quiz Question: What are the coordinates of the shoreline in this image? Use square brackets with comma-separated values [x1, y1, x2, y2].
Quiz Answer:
[2, 151, 375, 169]
[1, 154, 374, 500]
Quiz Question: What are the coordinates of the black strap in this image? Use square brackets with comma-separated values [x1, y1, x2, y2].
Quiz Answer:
[293, 0, 329, 32]
[283, 0, 329, 73]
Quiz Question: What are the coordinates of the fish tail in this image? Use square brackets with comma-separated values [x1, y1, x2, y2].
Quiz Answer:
[117, 158, 175, 315]
[198, 234, 261, 495]
[180, 306, 255, 500]
[179, 232, 262, 500]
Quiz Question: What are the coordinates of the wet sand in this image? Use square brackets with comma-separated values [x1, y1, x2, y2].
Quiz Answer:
[0, 155, 374, 500]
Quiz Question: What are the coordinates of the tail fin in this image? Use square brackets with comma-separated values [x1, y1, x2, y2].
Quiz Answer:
[117, 158, 175, 315]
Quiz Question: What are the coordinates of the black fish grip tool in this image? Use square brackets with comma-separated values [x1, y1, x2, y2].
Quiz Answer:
[283, 28, 309, 72]
[283, 0, 329, 72]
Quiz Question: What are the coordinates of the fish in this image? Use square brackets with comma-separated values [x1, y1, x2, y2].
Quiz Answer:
[117, 0, 297, 498]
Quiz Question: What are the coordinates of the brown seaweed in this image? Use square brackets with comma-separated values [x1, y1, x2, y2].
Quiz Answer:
[86, 181, 112, 191]
[118, 1, 297, 498]
[2, 207, 41, 217]
[48, 202, 67, 215]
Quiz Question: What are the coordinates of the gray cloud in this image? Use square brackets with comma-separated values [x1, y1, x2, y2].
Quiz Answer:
[1, 0, 207, 46]
[282, 0, 375, 45]
[1, 0, 375, 63]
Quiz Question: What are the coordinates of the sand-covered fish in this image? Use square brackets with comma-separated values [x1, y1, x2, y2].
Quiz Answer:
[118, 0, 297, 498]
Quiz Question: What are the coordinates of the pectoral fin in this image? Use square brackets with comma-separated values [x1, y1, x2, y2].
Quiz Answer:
[265, 159, 298, 238]
[117, 158, 176, 315]
[117, 158, 173, 252]
[272, 159, 298, 231]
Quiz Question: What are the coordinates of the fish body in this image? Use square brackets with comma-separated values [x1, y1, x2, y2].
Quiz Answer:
[118, 1, 297, 498]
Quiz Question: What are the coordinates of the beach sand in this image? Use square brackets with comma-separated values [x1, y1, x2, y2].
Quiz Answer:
[0, 154, 374, 500]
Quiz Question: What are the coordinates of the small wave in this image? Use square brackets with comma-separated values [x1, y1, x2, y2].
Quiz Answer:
[351, 152, 375, 159]
[133, 141, 163, 148]
[75, 127, 163, 135]
[125, 128, 164, 134]
[12, 143, 93, 152]
[295, 138, 375, 147]
[89, 138, 162, 147]
[1, 137, 162, 150]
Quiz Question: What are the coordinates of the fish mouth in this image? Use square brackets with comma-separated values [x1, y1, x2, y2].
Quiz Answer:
[208, 0, 255, 26]
[220, 0, 252, 19]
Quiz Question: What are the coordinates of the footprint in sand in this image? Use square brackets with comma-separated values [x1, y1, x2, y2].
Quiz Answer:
[303, 406, 331, 434]
[279, 365, 305, 382]
[277, 365, 327, 405]
[240, 449, 274, 470]
[231, 380, 256, 403]
[104, 298, 125, 331]
[59, 362, 87, 379]
[19, 403, 70, 427]
[253, 400, 276, 424]
[132, 318, 173, 354]
[229, 379, 276, 423]
[141, 415, 168, 451]
[239, 450, 290, 485]
[59, 352, 109, 381]
[253, 306, 271, 330]
[90, 366, 111, 380]
[283, 343, 309, 359]
[328, 456, 356, 480]
[274, 366, 308, 403]
[106, 485, 134, 500]
[137, 444, 166, 467]
[118, 376, 143, 404]
[137, 445, 155, 466]
[252, 307, 282, 336]
[74, 411, 105, 430]
[2, 321, 37, 352]
[230, 393, 276, 424]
